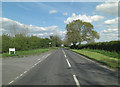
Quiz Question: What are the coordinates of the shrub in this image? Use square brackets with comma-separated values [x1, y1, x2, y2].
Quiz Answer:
[2, 34, 50, 53]
[70, 41, 120, 53]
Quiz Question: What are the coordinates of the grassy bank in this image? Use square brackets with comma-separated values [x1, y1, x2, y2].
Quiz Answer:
[71, 49, 119, 68]
[1, 47, 58, 58]
[82, 48, 119, 59]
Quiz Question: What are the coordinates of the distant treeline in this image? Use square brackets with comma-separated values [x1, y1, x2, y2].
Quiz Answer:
[70, 41, 120, 53]
[2, 34, 51, 53]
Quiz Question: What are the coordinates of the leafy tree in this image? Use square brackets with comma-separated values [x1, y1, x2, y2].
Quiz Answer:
[63, 37, 71, 47]
[81, 22, 100, 43]
[2, 34, 51, 53]
[66, 20, 83, 47]
[65, 19, 99, 47]
[2, 34, 13, 52]
[49, 35, 62, 47]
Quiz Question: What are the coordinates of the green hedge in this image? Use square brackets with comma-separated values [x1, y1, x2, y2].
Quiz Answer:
[70, 41, 120, 53]
[2, 34, 51, 53]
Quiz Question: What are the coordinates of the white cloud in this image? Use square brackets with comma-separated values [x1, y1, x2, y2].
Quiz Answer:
[104, 17, 118, 25]
[97, 20, 118, 42]
[97, 17, 118, 42]
[98, 27, 118, 42]
[1, 17, 66, 39]
[101, 27, 118, 34]
[0, 17, 28, 35]
[96, 2, 118, 16]
[64, 13, 104, 24]
[49, 10, 58, 14]
[63, 12, 68, 16]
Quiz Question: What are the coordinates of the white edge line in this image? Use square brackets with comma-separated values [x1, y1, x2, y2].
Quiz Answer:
[66, 59, 71, 68]
[20, 74, 23, 77]
[8, 80, 14, 85]
[8, 53, 52, 85]
[73, 74, 80, 87]
[15, 76, 19, 80]
[23, 71, 27, 74]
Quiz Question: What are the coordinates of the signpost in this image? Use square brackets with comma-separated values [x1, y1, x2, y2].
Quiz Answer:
[49, 42, 51, 48]
[9, 48, 15, 55]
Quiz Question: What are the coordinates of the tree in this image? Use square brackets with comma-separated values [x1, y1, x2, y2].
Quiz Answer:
[49, 35, 62, 47]
[81, 22, 99, 43]
[2, 34, 51, 52]
[63, 37, 70, 47]
[65, 19, 99, 46]
[66, 20, 83, 47]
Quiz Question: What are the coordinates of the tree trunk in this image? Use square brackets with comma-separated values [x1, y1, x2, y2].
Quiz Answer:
[73, 43, 76, 49]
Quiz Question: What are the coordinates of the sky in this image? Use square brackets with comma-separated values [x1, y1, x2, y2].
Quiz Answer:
[1, 1, 119, 43]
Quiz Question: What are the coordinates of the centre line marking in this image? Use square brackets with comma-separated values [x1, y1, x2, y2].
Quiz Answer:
[64, 54, 66, 58]
[62, 50, 65, 55]
[73, 74, 80, 87]
[66, 59, 71, 68]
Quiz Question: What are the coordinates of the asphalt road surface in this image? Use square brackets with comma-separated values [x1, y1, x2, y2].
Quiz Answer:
[3, 48, 119, 87]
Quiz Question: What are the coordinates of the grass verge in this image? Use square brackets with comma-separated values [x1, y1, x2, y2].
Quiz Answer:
[64, 47, 70, 49]
[82, 48, 119, 59]
[70, 49, 119, 68]
[1, 47, 58, 58]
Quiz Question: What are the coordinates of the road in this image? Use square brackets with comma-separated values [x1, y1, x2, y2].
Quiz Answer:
[2, 48, 119, 87]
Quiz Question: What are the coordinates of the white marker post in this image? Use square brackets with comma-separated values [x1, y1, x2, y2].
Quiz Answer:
[9, 48, 15, 55]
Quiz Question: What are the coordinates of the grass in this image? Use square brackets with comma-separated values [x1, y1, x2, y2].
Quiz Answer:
[1, 47, 58, 58]
[71, 49, 119, 68]
[64, 47, 70, 49]
[82, 48, 119, 59]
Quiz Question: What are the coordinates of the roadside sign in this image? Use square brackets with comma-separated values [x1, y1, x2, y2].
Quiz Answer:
[9, 48, 15, 55]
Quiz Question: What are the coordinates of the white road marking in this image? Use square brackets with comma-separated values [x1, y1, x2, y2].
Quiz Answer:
[8, 80, 14, 85]
[20, 74, 23, 77]
[38, 60, 42, 63]
[15, 76, 19, 80]
[23, 71, 27, 74]
[63, 50, 67, 58]
[38, 58, 41, 60]
[73, 74, 80, 87]
[31, 65, 35, 69]
[64, 54, 66, 58]
[66, 59, 71, 68]
[8, 53, 52, 85]
[62, 50, 65, 55]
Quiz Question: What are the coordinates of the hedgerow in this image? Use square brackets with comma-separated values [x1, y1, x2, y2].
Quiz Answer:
[70, 41, 120, 53]
[2, 34, 50, 53]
